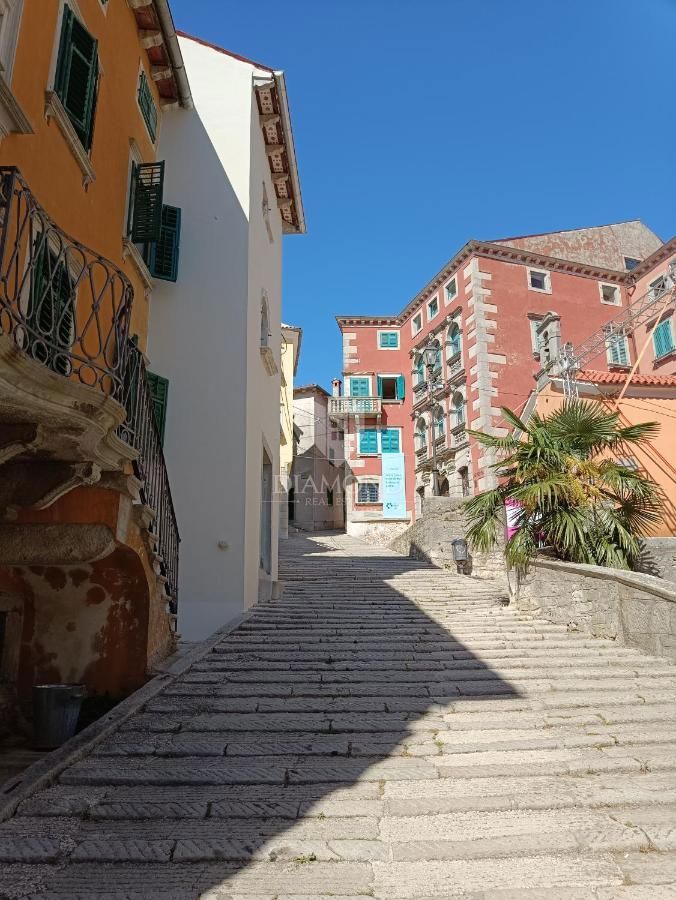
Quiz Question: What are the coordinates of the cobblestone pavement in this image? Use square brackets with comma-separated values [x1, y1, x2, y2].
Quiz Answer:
[1, 531, 676, 898]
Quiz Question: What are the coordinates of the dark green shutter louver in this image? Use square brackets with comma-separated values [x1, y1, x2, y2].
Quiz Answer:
[29, 241, 75, 376]
[128, 161, 165, 243]
[137, 71, 158, 143]
[144, 205, 181, 281]
[146, 371, 169, 444]
[55, 6, 99, 150]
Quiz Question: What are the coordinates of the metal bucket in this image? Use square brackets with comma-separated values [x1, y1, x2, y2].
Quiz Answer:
[32, 683, 85, 750]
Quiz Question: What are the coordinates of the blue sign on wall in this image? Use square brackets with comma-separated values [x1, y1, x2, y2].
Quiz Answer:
[382, 452, 407, 519]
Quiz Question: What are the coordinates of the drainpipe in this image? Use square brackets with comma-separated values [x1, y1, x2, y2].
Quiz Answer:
[152, 0, 193, 109]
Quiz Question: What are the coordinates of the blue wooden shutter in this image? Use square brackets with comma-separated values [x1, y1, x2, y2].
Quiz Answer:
[653, 320, 674, 360]
[145, 205, 181, 281]
[129, 162, 165, 243]
[359, 429, 378, 454]
[608, 335, 629, 366]
[350, 377, 369, 397]
[146, 371, 169, 444]
[381, 429, 400, 453]
[396, 375, 405, 399]
[376, 376, 383, 397]
[55, 7, 99, 150]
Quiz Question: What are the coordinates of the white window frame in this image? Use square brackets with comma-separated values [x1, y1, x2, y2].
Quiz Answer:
[0, 0, 23, 82]
[377, 329, 399, 350]
[444, 276, 458, 305]
[599, 283, 620, 306]
[623, 257, 640, 271]
[411, 312, 423, 335]
[606, 334, 630, 367]
[356, 477, 381, 505]
[649, 274, 669, 301]
[427, 295, 439, 321]
[527, 267, 552, 294]
[347, 375, 372, 397]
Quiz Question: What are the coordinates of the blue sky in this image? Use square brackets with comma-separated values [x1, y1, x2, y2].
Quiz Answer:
[170, 0, 676, 389]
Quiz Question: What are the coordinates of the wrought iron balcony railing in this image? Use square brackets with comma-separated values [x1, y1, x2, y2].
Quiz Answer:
[0, 167, 133, 397]
[119, 341, 180, 615]
[329, 396, 382, 417]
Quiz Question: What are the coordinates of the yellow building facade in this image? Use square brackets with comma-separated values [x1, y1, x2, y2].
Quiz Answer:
[280, 324, 302, 538]
[0, 0, 190, 729]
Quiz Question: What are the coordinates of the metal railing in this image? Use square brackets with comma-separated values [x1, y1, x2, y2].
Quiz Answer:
[119, 341, 180, 615]
[0, 167, 133, 398]
[329, 396, 382, 416]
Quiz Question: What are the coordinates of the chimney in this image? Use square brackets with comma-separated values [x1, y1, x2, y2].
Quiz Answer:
[331, 378, 342, 397]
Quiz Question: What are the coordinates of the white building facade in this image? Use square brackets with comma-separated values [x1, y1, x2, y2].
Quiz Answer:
[148, 35, 304, 640]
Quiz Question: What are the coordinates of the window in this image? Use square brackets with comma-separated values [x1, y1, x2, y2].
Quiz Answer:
[329, 447, 335, 461]
[378, 330, 399, 349]
[144, 205, 181, 282]
[350, 376, 370, 397]
[146, 371, 169, 444]
[434, 412, 445, 439]
[416, 419, 427, 450]
[448, 323, 461, 357]
[357, 481, 379, 504]
[624, 257, 640, 271]
[377, 375, 405, 401]
[412, 312, 422, 335]
[359, 429, 378, 454]
[326, 488, 334, 507]
[459, 466, 470, 497]
[528, 268, 551, 293]
[445, 277, 457, 303]
[28, 241, 75, 375]
[0, 0, 23, 80]
[530, 318, 543, 354]
[127, 161, 165, 243]
[452, 392, 466, 426]
[606, 333, 630, 367]
[381, 428, 400, 453]
[653, 319, 674, 360]
[137, 70, 158, 143]
[600, 284, 620, 305]
[649, 275, 668, 300]
[54, 6, 99, 151]
[413, 355, 425, 386]
[427, 296, 439, 320]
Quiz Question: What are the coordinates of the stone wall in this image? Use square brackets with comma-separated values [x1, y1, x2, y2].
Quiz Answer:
[387, 497, 507, 585]
[638, 538, 676, 587]
[514, 558, 676, 659]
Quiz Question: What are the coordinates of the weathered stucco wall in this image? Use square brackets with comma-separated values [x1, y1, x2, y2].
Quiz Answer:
[387, 497, 507, 585]
[514, 558, 676, 659]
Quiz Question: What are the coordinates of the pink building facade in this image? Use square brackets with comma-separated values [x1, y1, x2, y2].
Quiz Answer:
[334, 221, 676, 541]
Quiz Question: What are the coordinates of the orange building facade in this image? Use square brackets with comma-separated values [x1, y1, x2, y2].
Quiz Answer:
[0, 0, 190, 730]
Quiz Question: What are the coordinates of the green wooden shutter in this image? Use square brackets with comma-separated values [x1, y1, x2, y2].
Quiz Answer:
[128, 161, 165, 243]
[350, 377, 369, 397]
[55, 7, 98, 149]
[608, 335, 629, 366]
[396, 375, 405, 400]
[146, 371, 169, 444]
[137, 70, 158, 142]
[145, 205, 181, 281]
[376, 376, 383, 397]
[654, 320, 674, 359]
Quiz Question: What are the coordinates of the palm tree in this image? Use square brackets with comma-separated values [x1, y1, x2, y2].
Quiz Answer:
[463, 399, 662, 572]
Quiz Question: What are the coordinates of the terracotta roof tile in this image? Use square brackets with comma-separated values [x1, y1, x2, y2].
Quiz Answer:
[577, 369, 676, 387]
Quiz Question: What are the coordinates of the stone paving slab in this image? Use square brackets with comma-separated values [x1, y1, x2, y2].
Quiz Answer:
[0, 531, 674, 897]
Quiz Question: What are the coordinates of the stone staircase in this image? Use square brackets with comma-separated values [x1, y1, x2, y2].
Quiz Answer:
[0, 531, 675, 897]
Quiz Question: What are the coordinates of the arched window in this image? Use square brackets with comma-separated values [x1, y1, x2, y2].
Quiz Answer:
[452, 392, 465, 426]
[433, 406, 445, 439]
[449, 323, 461, 357]
[416, 417, 427, 449]
[413, 354, 425, 385]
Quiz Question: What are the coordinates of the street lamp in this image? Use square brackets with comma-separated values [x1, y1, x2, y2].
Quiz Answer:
[423, 337, 440, 497]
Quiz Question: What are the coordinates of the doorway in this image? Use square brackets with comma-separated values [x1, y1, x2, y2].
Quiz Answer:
[260, 450, 273, 574]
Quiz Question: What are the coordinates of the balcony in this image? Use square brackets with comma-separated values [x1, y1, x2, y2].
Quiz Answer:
[329, 396, 382, 418]
[451, 424, 468, 449]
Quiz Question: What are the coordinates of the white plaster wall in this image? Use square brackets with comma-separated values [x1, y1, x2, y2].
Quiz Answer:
[243, 87, 284, 605]
[294, 395, 317, 454]
[147, 38, 279, 639]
